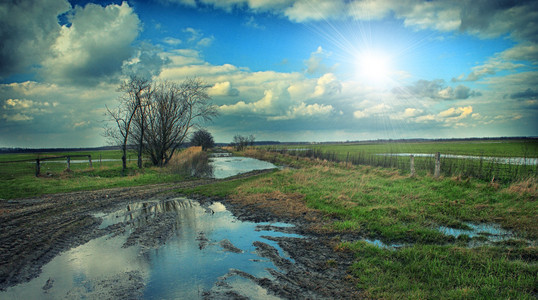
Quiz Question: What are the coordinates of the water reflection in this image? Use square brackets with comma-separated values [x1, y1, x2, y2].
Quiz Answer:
[378, 153, 538, 166]
[209, 156, 278, 179]
[1, 198, 301, 299]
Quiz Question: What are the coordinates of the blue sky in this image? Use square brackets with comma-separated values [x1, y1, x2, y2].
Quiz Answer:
[1, 0, 537, 147]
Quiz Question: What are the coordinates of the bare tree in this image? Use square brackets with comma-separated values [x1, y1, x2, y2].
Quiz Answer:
[144, 78, 217, 166]
[232, 134, 254, 151]
[104, 76, 151, 172]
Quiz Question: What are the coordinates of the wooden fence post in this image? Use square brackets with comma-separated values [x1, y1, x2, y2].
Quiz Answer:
[66, 156, 71, 171]
[434, 152, 441, 178]
[88, 155, 93, 168]
[35, 158, 40, 176]
[410, 155, 416, 177]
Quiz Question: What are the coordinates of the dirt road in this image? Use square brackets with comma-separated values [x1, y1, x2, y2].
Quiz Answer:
[0, 172, 360, 299]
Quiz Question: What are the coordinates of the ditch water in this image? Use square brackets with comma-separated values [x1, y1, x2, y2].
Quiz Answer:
[1, 198, 301, 299]
[379, 153, 538, 166]
[209, 155, 278, 179]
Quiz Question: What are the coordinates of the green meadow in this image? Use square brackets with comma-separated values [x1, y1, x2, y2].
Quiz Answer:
[0, 150, 185, 199]
[266, 139, 538, 157]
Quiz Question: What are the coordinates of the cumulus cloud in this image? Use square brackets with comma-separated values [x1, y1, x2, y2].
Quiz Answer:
[284, 0, 346, 22]
[41, 2, 140, 85]
[312, 73, 342, 97]
[122, 42, 171, 79]
[208, 81, 240, 96]
[269, 102, 334, 120]
[0, 0, 71, 79]
[353, 103, 391, 119]
[1, 98, 57, 122]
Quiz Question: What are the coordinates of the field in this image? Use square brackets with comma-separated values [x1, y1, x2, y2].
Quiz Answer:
[181, 148, 538, 299]
[1, 142, 537, 298]
[0, 150, 186, 200]
[263, 139, 538, 182]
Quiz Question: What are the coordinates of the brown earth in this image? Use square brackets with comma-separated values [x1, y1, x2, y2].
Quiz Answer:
[0, 170, 361, 299]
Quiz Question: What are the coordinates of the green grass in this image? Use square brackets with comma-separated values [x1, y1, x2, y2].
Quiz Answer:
[266, 139, 538, 157]
[0, 150, 185, 199]
[180, 150, 537, 298]
[262, 139, 538, 182]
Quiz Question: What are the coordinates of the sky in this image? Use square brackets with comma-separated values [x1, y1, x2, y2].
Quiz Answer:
[1, 0, 537, 148]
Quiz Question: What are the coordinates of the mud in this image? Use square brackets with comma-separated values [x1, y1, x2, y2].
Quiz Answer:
[0, 170, 361, 299]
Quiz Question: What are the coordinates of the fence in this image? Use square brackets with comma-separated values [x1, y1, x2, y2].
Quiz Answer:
[266, 148, 538, 183]
[0, 155, 93, 177]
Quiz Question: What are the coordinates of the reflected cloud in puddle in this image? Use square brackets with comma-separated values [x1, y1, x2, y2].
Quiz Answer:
[209, 156, 278, 179]
[2, 198, 302, 299]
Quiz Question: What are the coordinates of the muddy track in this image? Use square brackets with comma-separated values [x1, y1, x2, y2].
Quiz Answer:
[0, 170, 360, 298]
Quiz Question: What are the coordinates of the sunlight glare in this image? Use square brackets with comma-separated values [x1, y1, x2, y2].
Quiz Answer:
[356, 50, 392, 83]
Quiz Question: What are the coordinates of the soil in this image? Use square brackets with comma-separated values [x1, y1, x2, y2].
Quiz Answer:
[0, 170, 361, 299]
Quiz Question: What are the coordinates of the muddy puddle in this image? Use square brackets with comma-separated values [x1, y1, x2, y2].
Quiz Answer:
[209, 155, 278, 179]
[1, 198, 302, 299]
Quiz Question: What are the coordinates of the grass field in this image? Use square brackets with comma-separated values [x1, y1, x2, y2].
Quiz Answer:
[0, 150, 186, 199]
[179, 149, 537, 298]
[263, 139, 538, 182]
[266, 139, 538, 157]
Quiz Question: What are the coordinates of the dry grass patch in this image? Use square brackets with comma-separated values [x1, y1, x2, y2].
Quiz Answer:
[229, 190, 320, 221]
[504, 178, 538, 197]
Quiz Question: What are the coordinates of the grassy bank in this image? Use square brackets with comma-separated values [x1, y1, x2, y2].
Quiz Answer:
[0, 148, 211, 199]
[179, 149, 537, 298]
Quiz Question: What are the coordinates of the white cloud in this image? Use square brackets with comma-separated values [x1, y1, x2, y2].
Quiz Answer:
[219, 89, 276, 115]
[269, 102, 333, 120]
[284, 0, 346, 22]
[208, 81, 240, 96]
[41, 2, 141, 85]
[312, 73, 341, 97]
[0, 0, 71, 79]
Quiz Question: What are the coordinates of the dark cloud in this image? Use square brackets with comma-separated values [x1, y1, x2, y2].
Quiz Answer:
[510, 88, 538, 100]
[0, 0, 71, 79]
[392, 79, 479, 100]
[41, 2, 141, 86]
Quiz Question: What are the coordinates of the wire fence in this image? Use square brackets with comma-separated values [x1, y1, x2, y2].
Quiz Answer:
[0, 155, 93, 179]
[266, 148, 538, 183]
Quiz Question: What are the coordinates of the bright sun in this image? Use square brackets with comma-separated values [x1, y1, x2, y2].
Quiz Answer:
[357, 51, 391, 82]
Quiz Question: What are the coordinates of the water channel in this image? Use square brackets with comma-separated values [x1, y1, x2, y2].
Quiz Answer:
[378, 153, 538, 165]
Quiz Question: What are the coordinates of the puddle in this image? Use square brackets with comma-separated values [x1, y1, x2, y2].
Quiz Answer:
[363, 239, 404, 250]
[437, 223, 526, 246]
[209, 156, 278, 179]
[1, 198, 302, 299]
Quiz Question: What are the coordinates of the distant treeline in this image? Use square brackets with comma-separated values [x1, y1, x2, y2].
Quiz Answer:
[0, 141, 283, 154]
[1, 137, 535, 154]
